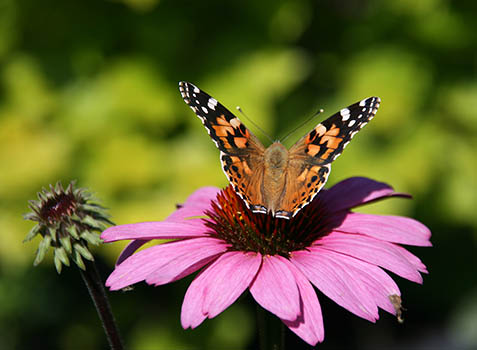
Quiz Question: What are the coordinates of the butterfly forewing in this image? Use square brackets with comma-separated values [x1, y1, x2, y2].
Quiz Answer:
[289, 97, 380, 165]
[179, 82, 260, 154]
[179, 81, 267, 210]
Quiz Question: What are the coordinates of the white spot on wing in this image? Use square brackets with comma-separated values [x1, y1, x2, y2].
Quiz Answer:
[208, 97, 217, 110]
[359, 98, 368, 107]
[201, 106, 208, 114]
[340, 108, 350, 121]
[230, 118, 242, 128]
[348, 120, 356, 127]
[193, 86, 200, 93]
[275, 212, 290, 219]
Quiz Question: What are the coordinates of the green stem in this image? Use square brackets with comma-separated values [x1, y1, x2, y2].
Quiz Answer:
[79, 260, 124, 350]
[256, 305, 285, 350]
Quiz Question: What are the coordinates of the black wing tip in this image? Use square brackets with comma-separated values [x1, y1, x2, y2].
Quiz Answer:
[371, 96, 381, 105]
[359, 96, 381, 105]
[179, 82, 204, 104]
[178, 81, 199, 90]
[179, 81, 192, 89]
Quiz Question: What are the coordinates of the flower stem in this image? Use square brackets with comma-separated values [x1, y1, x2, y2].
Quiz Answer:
[256, 305, 285, 350]
[78, 259, 124, 350]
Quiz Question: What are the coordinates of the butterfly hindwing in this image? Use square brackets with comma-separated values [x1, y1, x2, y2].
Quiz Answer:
[220, 151, 268, 213]
[276, 162, 331, 219]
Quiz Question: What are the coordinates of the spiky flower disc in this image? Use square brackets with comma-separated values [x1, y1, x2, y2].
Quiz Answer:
[24, 181, 113, 273]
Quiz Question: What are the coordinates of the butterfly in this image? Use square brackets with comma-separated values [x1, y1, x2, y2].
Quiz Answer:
[179, 81, 380, 219]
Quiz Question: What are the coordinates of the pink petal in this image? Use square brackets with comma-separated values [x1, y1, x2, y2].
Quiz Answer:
[166, 187, 220, 221]
[393, 244, 428, 274]
[321, 177, 409, 213]
[116, 239, 148, 266]
[106, 237, 228, 290]
[144, 239, 232, 287]
[311, 248, 400, 315]
[101, 221, 210, 242]
[181, 251, 261, 329]
[282, 262, 324, 345]
[202, 252, 262, 318]
[111, 188, 220, 261]
[317, 232, 424, 283]
[249, 255, 301, 321]
[181, 278, 206, 329]
[166, 205, 210, 222]
[336, 213, 432, 247]
[182, 186, 220, 207]
[291, 249, 379, 321]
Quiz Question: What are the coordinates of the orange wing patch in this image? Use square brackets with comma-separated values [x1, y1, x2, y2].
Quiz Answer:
[276, 163, 331, 219]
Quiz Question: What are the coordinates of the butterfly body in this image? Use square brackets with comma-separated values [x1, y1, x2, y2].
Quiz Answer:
[262, 142, 290, 213]
[264, 142, 288, 180]
[179, 81, 380, 219]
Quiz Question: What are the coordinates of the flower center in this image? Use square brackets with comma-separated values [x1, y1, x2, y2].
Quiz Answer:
[40, 192, 77, 224]
[204, 186, 340, 257]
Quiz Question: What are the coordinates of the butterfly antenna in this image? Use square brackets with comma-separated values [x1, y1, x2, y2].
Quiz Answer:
[236, 106, 274, 143]
[280, 108, 324, 143]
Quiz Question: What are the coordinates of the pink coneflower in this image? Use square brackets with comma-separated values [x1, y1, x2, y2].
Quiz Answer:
[101, 177, 431, 346]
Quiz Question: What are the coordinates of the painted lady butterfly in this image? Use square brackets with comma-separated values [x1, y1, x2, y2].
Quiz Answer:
[179, 81, 380, 219]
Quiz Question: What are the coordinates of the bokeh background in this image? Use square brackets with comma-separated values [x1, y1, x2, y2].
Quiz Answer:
[1, 0, 476, 349]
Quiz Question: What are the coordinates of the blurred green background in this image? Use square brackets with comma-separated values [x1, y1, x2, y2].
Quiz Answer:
[1, 0, 476, 349]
